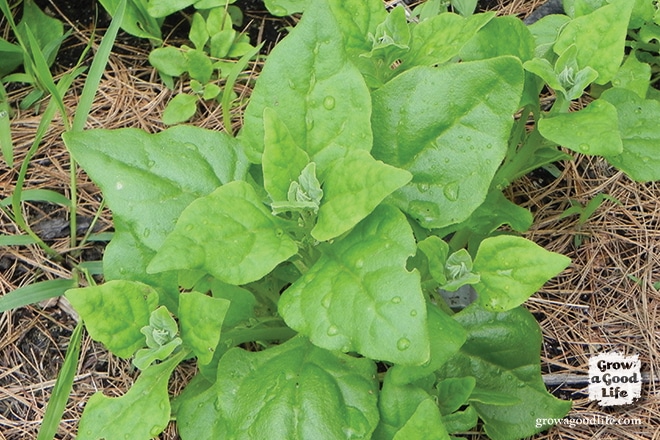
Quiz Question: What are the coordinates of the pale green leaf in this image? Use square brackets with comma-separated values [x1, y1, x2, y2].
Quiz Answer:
[417, 236, 450, 285]
[460, 15, 535, 62]
[148, 0, 196, 17]
[436, 376, 476, 415]
[65, 281, 159, 358]
[179, 291, 230, 365]
[64, 126, 248, 305]
[371, 57, 524, 229]
[554, 0, 634, 84]
[149, 47, 187, 77]
[400, 12, 494, 70]
[473, 235, 570, 312]
[148, 181, 298, 285]
[439, 305, 572, 440]
[612, 53, 651, 98]
[241, 0, 372, 167]
[162, 94, 198, 125]
[77, 351, 185, 440]
[311, 150, 411, 241]
[210, 280, 256, 328]
[527, 13, 571, 58]
[538, 99, 622, 156]
[262, 108, 310, 202]
[374, 372, 450, 440]
[99, 0, 162, 41]
[263, 0, 307, 15]
[601, 87, 660, 182]
[176, 336, 379, 440]
[280, 204, 429, 365]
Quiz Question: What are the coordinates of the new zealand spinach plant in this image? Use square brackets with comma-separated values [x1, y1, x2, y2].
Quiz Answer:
[60, 0, 660, 439]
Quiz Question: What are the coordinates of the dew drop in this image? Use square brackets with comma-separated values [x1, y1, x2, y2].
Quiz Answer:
[391, 296, 402, 304]
[410, 309, 418, 317]
[115, 181, 124, 190]
[635, 107, 642, 114]
[327, 325, 339, 336]
[143, 228, 151, 238]
[0, 110, 7, 119]
[444, 158, 450, 164]
[214, 397, 223, 410]
[305, 116, 314, 131]
[321, 293, 332, 308]
[149, 425, 162, 437]
[147, 160, 155, 168]
[578, 143, 590, 152]
[465, 135, 472, 142]
[323, 96, 336, 110]
[443, 181, 460, 201]
[355, 259, 364, 269]
[396, 338, 411, 351]
[642, 156, 650, 163]
[612, 79, 621, 86]
[184, 142, 197, 151]
[486, 143, 493, 149]
[288, 79, 296, 89]
[185, 224, 194, 232]
[418, 183, 430, 193]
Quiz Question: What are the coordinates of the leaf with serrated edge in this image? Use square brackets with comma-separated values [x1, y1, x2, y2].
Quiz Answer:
[601, 87, 660, 182]
[554, 0, 634, 85]
[473, 235, 570, 312]
[148, 181, 298, 285]
[439, 305, 572, 440]
[312, 150, 411, 241]
[65, 281, 158, 358]
[281, 204, 429, 365]
[371, 57, 523, 229]
[176, 336, 379, 440]
[77, 351, 185, 440]
[538, 99, 622, 156]
[241, 0, 372, 167]
[179, 292, 230, 365]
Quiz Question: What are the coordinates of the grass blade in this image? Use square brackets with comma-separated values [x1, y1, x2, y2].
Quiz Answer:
[0, 279, 76, 312]
[36, 322, 83, 440]
[0, 234, 38, 246]
[0, 82, 13, 167]
[0, 188, 72, 207]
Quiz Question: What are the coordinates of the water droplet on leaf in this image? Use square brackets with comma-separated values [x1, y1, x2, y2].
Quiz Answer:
[410, 309, 418, 317]
[143, 228, 151, 238]
[115, 181, 124, 190]
[147, 160, 155, 168]
[465, 135, 472, 141]
[321, 293, 332, 308]
[391, 296, 401, 304]
[305, 116, 314, 131]
[355, 259, 364, 269]
[0, 110, 7, 119]
[184, 143, 197, 151]
[327, 325, 339, 336]
[579, 143, 590, 152]
[396, 338, 411, 351]
[323, 96, 336, 110]
[443, 182, 459, 201]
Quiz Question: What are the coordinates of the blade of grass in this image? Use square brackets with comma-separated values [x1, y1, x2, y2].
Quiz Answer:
[221, 42, 262, 134]
[0, 234, 38, 246]
[0, 81, 13, 167]
[36, 321, 83, 440]
[0, 279, 77, 312]
[0, 189, 72, 207]
[69, 0, 126, 247]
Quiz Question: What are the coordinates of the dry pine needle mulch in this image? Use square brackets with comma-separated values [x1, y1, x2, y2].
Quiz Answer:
[1, 1, 659, 439]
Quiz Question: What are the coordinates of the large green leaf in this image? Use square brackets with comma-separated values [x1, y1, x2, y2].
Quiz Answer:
[371, 57, 524, 229]
[554, 0, 634, 85]
[280, 204, 429, 365]
[17, 0, 64, 66]
[312, 150, 411, 241]
[400, 12, 494, 71]
[241, 0, 372, 168]
[459, 15, 535, 62]
[176, 336, 379, 440]
[473, 235, 570, 312]
[64, 126, 248, 300]
[77, 351, 185, 440]
[538, 99, 622, 156]
[440, 305, 572, 440]
[99, 0, 162, 41]
[179, 292, 230, 365]
[147, 181, 298, 285]
[65, 281, 159, 358]
[601, 88, 660, 182]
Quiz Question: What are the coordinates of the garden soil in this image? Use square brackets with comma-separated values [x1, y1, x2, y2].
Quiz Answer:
[1, 0, 658, 439]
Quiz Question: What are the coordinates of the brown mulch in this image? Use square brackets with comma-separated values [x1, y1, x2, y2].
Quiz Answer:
[1, 1, 658, 439]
